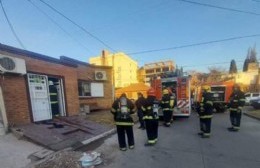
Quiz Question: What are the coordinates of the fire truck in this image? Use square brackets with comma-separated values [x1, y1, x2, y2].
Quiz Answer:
[151, 75, 191, 117]
[193, 80, 234, 112]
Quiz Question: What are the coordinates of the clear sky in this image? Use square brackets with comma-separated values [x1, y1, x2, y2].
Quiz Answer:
[1, 0, 260, 72]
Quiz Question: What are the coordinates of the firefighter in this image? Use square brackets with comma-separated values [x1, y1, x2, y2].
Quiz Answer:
[135, 92, 146, 129]
[111, 93, 136, 151]
[142, 88, 159, 146]
[198, 85, 213, 138]
[49, 81, 59, 116]
[160, 89, 174, 127]
[228, 84, 245, 132]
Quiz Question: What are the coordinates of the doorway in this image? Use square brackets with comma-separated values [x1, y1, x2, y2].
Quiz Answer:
[48, 77, 66, 117]
[28, 73, 66, 122]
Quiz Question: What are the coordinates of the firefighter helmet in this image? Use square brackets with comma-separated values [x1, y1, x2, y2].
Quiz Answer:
[147, 88, 156, 96]
[120, 93, 127, 98]
[163, 89, 169, 95]
[202, 85, 210, 91]
[49, 81, 54, 86]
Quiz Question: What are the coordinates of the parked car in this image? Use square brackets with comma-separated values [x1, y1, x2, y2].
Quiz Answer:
[245, 92, 260, 105]
[250, 98, 260, 109]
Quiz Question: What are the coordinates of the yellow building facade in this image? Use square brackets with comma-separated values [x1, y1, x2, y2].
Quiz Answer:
[89, 50, 138, 88]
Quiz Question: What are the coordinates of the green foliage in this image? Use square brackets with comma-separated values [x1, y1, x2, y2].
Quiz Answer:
[229, 59, 237, 74]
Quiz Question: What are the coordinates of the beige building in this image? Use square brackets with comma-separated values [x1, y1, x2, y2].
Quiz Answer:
[89, 50, 138, 88]
[141, 60, 175, 85]
[223, 63, 259, 92]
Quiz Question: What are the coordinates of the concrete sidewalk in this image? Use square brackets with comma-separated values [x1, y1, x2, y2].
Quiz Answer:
[243, 106, 260, 121]
[0, 133, 43, 168]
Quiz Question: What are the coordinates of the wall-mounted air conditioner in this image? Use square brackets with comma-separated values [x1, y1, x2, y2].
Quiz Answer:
[0, 54, 26, 75]
[95, 71, 107, 80]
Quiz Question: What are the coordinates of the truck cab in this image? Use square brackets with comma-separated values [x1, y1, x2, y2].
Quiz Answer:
[194, 80, 234, 113]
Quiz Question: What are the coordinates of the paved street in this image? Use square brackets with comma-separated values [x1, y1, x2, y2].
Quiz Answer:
[95, 111, 260, 168]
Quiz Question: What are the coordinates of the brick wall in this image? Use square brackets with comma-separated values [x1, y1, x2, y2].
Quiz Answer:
[0, 75, 30, 125]
[77, 64, 113, 109]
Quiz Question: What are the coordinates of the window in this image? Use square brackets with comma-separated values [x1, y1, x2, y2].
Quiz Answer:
[145, 69, 154, 74]
[163, 67, 169, 72]
[252, 93, 259, 97]
[245, 93, 250, 97]
[78, 81, 104, 97]
[78, 81, 91, 96]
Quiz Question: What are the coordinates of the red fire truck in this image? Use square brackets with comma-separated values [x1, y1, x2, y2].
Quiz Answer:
[151, 76, 191, 117]
[193, 80, 234, 112]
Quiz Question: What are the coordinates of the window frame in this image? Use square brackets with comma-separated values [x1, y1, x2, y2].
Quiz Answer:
[78, 80, 91, 97]
[78, 80, 104, 98]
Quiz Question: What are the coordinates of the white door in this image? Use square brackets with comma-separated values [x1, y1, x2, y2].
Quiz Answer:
[28, 73, 52, 121]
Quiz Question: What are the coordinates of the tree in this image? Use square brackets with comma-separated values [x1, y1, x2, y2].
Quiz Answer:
[188, 71, 208, 92]
[249, 45, 257, 63]
[229, 59, 237, 74]
[243, 48, 250, 72]
[243, 46, 258, 72]
[206, 66, 226, 83]
[180, 67, 184, 76]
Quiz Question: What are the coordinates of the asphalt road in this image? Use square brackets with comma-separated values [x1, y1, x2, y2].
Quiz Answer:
[95, 111, 260, 168]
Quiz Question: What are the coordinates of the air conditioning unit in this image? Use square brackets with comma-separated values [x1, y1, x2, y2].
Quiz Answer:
[0, 54, 26, 75]
[95, 70, 107, 80]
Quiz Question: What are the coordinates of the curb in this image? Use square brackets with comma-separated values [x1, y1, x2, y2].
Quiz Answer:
[66, 128, 117, 150]
[244, 112, 260, 121]
[81, 128, 116, 145]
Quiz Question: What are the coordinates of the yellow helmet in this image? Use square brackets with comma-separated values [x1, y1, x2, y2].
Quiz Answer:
[163, 89, 169, 95]
[202, 85, 211, 91]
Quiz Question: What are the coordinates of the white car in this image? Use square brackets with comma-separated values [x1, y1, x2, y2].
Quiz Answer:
[245, 92, 260, 105]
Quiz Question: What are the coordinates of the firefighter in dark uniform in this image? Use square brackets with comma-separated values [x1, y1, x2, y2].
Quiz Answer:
[111, 93, 136, 151]
[135, 92, 146, 129]
[142, 88, 159, 146]
[49, 81, 59, 116]
[160, 89, 174, 127]
[198, 85, 213, 138]
[228, 84, 245, 132]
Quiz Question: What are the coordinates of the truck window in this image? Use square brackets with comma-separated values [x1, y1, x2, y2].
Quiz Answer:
[210, 86, 225, 101]
[211, 86, 225, 92]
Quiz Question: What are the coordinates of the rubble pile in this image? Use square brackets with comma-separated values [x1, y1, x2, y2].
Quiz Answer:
[35, 150, 82, 168]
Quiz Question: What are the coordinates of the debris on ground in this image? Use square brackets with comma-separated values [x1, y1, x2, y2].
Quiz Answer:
[34, 150, 82, 168]
[32, 150, 103, 168]
[79, 151, 102, 168]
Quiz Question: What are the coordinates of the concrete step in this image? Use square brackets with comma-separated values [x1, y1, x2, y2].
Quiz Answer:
[28, 149, 54, 162]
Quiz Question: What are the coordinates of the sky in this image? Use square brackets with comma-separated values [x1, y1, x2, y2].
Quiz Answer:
[0, 0, 260, 72]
